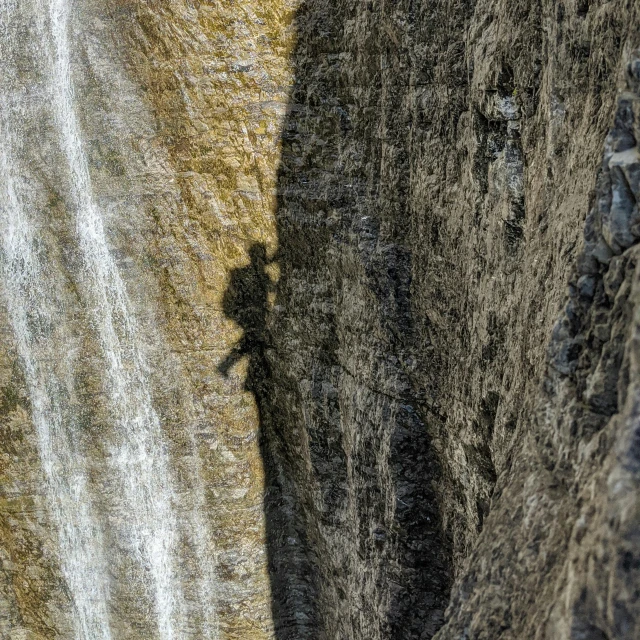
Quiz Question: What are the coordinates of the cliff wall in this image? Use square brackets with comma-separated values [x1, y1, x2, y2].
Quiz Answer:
[260, 0, 640, 638]
[1, 1, 640, 639]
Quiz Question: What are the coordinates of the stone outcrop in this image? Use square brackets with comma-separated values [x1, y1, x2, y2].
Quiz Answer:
[2, 0, 640, 639]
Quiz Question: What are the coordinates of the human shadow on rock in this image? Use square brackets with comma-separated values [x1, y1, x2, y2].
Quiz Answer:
[219, 0, 454, 637]
[218, 243, 319, 640]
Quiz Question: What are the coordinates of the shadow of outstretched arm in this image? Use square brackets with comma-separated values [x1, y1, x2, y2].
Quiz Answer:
[217, 336, 251, 377]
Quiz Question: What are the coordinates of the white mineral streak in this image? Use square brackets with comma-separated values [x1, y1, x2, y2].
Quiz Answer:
[0, 2, 112, 637]
[0, 0, 219, 637]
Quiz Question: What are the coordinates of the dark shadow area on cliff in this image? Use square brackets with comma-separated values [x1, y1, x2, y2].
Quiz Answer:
[219, 1, 455, 637]
[218, 244, 319, 639]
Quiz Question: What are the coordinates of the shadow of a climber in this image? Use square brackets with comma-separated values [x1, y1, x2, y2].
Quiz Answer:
[218, 242, 317, 640]
[218, 243, 272, 381]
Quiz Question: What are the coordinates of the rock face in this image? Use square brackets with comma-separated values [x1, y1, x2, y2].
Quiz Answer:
[0, 0, 295, 637]
[2, 0, 640, 639]
[261, 1, 640, 639]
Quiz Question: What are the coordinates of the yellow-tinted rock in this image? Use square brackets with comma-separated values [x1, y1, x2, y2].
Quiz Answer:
[0, 0, 299, 637]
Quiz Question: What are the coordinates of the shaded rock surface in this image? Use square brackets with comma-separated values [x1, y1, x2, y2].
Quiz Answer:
[260, 0, 640, 638]
[1, 0, 640, 639]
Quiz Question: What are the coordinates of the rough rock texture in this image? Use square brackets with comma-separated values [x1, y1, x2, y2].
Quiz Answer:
[438, 58, 640, 640]
[2, 0, 640, 639]
[259, 0, 640, 639]
[0, 1, 297, 637]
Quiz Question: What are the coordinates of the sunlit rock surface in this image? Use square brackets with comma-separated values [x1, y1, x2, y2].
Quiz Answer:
[0, 0, 298, 637]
